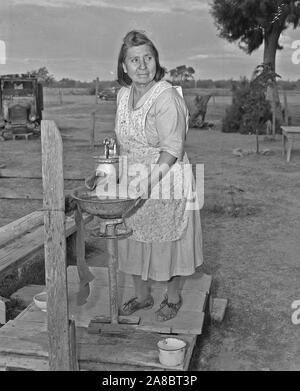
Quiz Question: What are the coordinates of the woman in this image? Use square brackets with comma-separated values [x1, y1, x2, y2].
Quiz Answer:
[115, 30, 203, 322]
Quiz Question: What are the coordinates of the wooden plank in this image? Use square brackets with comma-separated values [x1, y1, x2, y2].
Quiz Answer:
[67, 266, 208, 334]
[0, 180, 43, 200]
[0, 211, 43, 247]
[0, 168, 86, 180]
[140, 311, 205, 335]
[69, 320, 79, 371]
[0, 324, 47, 339]
[0, 296, 8, 324]
[67, 281, 206, 328]
[0, 335, 49, 357]
[0, 307, 197, 371]
[10, 285, 45, 306]
[281, 126, 300, 133]
[0, 186, 80, 200]
[76, 331, 195, 371]
[91, 315, 140, 324]
[136, 324, 172, 334]
[0, 355, 49, 371]
[0, 325, 196, 371]
[14, 303, 47, 323]
[0, 214, 92, 276]
[9, 268, 207, 336]
[182, 335, 197, 371]
[41, 119, 76, 371]
[79, 361, 165, 371]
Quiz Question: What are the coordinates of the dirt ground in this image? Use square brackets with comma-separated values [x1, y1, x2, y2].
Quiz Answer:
[1, 91, 300, 371]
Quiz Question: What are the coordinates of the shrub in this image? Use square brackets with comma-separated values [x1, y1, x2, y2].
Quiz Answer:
[89, 86, 96, 95]
[222, 104, 243, 133]
[222, 76, 272, 135]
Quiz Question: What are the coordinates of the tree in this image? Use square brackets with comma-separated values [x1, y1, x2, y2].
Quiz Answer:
[243, 64, 277, 153]
[168, 65, 195, 84]
[27, 66, 55, 86]
[222, 64, 279, 153]
[169, 68, 179, 83]
[211, 1, 300, 120]
[211, 0, 300, 72]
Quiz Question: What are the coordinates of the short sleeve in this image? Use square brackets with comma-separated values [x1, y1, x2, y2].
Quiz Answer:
[154, 88, 188, 161]
[116, 87, 127, 106]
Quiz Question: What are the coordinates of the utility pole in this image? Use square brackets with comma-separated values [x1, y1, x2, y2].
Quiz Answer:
[95, 77, 99, 104]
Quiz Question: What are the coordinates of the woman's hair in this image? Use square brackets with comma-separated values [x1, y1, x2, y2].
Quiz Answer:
[117, 30, 165, 86]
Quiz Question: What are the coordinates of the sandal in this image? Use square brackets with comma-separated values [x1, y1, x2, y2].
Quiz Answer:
[155, 294, 182, 322]
[119, 296, 154, 316]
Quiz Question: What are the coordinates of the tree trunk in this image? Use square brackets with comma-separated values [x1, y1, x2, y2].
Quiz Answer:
[263, 29, 279, 71]
[263, 28, 283, 126]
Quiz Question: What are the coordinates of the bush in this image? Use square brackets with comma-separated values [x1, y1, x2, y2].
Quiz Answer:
[222, 104, 243, 133]
[222, 77, 272, 134]
[89, 86, 96, 95]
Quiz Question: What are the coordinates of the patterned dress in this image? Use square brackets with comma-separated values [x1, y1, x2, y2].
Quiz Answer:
[115, 80, 203, 281]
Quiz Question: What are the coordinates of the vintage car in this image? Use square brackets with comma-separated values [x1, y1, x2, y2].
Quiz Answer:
[0, 74, 43, 139]
[97, 86, 119, 101]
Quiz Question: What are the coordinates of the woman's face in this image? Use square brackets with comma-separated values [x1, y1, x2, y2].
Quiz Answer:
[122, 44, 157, 87]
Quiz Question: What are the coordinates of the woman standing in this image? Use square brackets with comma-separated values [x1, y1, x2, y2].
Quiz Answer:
[115, 30, 203, 322]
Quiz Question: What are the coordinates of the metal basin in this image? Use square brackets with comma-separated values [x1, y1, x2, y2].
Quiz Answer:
[71, 187, 140, 219]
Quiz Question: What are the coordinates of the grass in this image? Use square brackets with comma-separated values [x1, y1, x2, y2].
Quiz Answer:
[0, 256, 45, 323]
[1, 86, 300, 369]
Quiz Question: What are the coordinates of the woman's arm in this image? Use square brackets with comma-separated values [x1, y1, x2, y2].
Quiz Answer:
[132, 151, 177, 198]
[141, 89, 188, 198]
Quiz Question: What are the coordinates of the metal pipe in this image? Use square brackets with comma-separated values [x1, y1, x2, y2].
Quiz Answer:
[106, 224, 119, 324]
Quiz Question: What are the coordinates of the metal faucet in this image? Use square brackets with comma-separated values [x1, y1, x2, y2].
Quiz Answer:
[103, 137, 110, 159]
[102, 137, 117, 158]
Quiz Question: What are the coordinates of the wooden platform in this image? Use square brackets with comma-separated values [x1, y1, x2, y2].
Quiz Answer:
[0, 304, 196, 371]
[68, 266, 211, 335]
[0, 267, 211, 371]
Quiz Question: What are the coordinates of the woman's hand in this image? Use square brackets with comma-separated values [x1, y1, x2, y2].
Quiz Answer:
[85, 171, 98, 190]
[128, 177, 150, 199]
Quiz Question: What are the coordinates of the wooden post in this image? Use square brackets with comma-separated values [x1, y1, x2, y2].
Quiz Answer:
[95, 77, 99, 104]
[41, 120, 77, 371]
[283, 91, 289, 125]
[58, 88, 63, 105]
[90, 111, 95, 150]
[69, 319, 79, 370]
[272, 85, 276, 138]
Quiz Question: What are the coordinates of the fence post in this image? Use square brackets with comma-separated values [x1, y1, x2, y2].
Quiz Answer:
[283, 90, 289, 125]
[58, 88, 63, 105]
[95, 77, 99, 104]
[90, 111, 96, 150]
[41, 120, 78, 371]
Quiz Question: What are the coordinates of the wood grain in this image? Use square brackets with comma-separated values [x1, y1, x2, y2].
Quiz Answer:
[0, 211, 43, 248]
[41, 120, 77, 371]
[0, 214, 92, 276]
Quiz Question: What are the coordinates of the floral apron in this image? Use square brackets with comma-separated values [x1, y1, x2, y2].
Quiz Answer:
[115, 81, 195, 243]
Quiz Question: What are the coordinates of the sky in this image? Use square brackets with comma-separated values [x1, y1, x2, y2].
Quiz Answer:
[0, 0, 299, 81]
